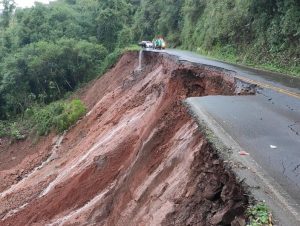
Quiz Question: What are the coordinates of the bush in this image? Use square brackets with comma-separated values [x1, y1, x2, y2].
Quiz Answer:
[0, 121, 9, 137]
[10, 122, 26, 140]
[29, 99, 86, 136]
[247, 203, 271, 226]
[99, 48, 123, 74]
[0, 120, 26, 140]
[54, 99, 87, 132]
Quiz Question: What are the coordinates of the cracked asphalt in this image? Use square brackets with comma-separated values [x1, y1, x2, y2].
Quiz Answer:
[187, 94, 300, 204]
[148, 49, 300, 204]
[164, 49, 300, 95]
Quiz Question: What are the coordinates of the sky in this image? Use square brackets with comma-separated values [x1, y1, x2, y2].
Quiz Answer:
[15, 0, 55, 8]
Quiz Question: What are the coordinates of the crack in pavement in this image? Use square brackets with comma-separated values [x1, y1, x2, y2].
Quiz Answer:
[286, 105, 295, 111]
[257, 90, 299, 112]
[281, 160, 286, 175]
[256, 90, 276, 105]
[293, 164, 300, 173]
[288, 121, 300, 136]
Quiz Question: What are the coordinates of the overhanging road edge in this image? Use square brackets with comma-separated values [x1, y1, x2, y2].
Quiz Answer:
[184, 98, 300, 226]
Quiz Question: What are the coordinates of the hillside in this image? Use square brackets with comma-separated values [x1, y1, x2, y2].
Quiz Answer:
[0, 51, 251, 225]
[0, 1, 298, 225]
[0, 0, 299, 125]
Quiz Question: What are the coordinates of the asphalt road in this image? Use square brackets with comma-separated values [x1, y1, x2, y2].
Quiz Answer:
[187, 95, 300, 203]
[165, 49, 300, 95]
[147, 49, 300, 206]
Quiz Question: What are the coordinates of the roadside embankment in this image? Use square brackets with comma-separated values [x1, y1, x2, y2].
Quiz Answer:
[0, 51, 254, 225]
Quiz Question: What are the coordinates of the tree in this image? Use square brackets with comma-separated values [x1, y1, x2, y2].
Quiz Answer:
[117, 26, 133, 48]
[96, 0, 132, 51]
[0, 0, 15, 28]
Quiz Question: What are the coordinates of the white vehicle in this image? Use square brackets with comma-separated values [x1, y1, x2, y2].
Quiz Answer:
[138, 41, 153, 48]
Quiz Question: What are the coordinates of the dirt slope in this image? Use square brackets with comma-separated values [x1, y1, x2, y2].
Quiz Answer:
[0, 51, 248, 226]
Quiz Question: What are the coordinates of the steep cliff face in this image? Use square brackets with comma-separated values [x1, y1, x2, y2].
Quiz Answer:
[0, 51, 248, 225]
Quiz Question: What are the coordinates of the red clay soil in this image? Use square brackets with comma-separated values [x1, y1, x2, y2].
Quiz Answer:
[0, 51, 248, 226]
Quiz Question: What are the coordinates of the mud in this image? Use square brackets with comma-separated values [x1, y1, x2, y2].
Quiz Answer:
[0, 51, 248, 225]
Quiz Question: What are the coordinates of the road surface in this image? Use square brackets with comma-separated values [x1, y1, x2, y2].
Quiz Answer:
[165, 49, 300, 96]
[147, 49, 300, 221]
[186, 95, 300, 202]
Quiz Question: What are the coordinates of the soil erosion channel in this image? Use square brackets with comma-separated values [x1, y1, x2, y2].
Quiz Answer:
[0, 51, 250, 225]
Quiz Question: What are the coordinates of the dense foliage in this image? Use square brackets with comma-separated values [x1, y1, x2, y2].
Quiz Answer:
[134, 0, 299, 75]
[28, 99, 86, 135]
[0, 99, 86, 138]
[0, 0, 299, 137]
[0, 0, 135, 121]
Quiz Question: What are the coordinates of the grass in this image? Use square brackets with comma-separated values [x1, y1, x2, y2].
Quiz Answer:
[190, 46, 300, 77]
[0, 99, 87, 139]
[28, 99, 87, 136]
[246, 202, 272, 226]
[0, 120, 28, 140]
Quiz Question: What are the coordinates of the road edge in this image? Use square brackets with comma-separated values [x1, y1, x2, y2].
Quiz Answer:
[184, 98, 300, 226]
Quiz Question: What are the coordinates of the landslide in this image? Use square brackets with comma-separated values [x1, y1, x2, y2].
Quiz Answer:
[0, 51, 248, 226]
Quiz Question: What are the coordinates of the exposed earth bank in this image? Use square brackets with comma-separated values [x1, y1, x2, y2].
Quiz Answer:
[0, 51, 249, 225]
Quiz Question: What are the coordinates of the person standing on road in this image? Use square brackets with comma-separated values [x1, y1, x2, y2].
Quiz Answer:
[152, 38, 156, 49]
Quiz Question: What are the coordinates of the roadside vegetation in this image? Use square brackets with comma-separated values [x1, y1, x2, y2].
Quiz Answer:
[246, 202, 272, 226]
[134, 0, 299, 76]
[28, 99, 86, 136]
[0, 0, 299, 139]
[0, 99, 86, 139]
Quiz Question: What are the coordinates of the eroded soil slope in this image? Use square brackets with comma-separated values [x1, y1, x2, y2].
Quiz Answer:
[0, 52, 248, 226]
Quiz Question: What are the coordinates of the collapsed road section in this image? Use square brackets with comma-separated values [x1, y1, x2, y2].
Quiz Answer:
[0, 51, 266, 225]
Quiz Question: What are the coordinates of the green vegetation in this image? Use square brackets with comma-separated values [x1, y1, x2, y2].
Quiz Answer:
[0, 39, 107, 118]
[0, 119, 26, 139]
[28, 99, 86, 135]
[0, 0, 138, 138]
[247, 203, 271, 226]
[0, 99, 86, 138]
[134, 0, 300, 76]
[0, 0, 299, 139]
